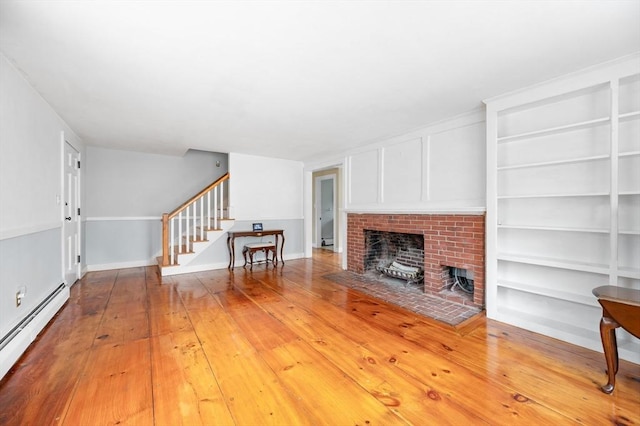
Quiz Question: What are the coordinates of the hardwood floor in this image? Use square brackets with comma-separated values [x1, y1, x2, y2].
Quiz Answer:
[1, 249, 638, 425]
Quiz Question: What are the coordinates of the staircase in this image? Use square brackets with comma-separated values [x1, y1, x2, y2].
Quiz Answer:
[158, 173, 233, 276]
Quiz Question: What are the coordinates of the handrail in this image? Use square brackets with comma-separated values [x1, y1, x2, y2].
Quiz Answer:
[167, 172, 230, 219]
[161, 172, 230, 267]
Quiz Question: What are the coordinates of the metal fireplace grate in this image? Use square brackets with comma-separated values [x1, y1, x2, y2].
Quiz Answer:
[376, 261, 424, 286]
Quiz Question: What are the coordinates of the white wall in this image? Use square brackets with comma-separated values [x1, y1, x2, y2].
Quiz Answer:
[343, 110, 486, 213]
[84, 147, 227, 269]
[226, 153, 305, 263]
[229, 153, 303, 220]
[302, 110, 485, 262]
[0, 53, 83, 378]
[85, 147, 227, 217]
[84, 149, 306, 272]
[0, 54, 83, 239]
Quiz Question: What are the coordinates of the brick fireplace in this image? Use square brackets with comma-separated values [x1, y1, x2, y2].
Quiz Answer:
[347, 213, 485, 308]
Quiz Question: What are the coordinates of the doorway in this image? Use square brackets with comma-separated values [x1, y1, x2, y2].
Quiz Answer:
[63, 140, 81, 285]
[315, 174, 336, 251]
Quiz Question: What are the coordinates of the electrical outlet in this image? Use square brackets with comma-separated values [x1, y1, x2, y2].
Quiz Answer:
[16, 286, 26, 307]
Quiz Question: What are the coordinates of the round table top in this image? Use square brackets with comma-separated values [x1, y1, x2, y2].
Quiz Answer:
[593, 285, 640, 306]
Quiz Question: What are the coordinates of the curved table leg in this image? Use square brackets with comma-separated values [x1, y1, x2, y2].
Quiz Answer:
[227, 235, 234, 269]
[599, 315, 619, 394]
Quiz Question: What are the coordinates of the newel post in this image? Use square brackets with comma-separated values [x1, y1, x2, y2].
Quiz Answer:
[162, 213, 169, 266]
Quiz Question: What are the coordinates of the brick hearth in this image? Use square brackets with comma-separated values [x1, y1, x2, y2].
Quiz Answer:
[347, 213, 485, 308]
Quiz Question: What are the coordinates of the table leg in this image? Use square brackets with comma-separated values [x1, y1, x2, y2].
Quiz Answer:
[227, 235, 234, 269]
[280, 232, 285, 266]
[599, 315, 619, 394]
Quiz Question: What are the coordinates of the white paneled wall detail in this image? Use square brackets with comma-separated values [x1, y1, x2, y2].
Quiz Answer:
[348, 149, 380, 205]
[382, 137, 423, 204]
[485, 54, 640, 363]
[346, 111, 485, 212]
[429, 123, 485, 204]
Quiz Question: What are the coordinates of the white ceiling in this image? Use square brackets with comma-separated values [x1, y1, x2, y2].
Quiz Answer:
[1, 1, 639, 162]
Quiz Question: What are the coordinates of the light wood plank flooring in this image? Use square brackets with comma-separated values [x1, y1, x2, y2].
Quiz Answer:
[1, 249, 638, 425]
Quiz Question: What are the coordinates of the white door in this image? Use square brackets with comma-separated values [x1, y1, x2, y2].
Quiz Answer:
[315, 175, 336, 249]
[63, 141, 80, 285]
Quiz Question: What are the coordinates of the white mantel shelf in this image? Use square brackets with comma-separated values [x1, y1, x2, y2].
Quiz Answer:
[345, 207, 486, 215]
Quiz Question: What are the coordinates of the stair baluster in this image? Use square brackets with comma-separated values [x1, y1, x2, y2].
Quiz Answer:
[200, 194, 204, 241]
[214, 186, 218, 229]
[169, 217, 174, 265]
[207, 191, 211, 233]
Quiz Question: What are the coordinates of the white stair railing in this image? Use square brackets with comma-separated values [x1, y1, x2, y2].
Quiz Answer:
[161, 173, 229, 266]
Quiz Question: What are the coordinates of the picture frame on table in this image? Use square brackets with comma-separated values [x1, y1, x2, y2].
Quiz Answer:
[252, 223, 263, 232]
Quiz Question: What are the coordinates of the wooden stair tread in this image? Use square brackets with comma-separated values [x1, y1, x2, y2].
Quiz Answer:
[183, 236, 209, 243]
[156, 256, 179, 267]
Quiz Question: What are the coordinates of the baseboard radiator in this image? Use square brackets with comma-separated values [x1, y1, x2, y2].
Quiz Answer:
[0, 283, 69, 380]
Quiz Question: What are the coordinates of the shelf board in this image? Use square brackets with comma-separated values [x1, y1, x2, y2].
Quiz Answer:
[497, 117, 610, 143]
[497, 225, 609, 234]
[497, 280, 599, 307]
[497, 192, 609, 200]
[493, 306, 600, 343]
[497, 225, 638, 235]
[493, 306, 639, 364]
[497, 154, 609, 171]
[619, 110, 640, 121]
[619, 150, 640, 158]
[497, 151, 637, 171]
[497, 253, 610, 275]
[618, 267, 640, 280]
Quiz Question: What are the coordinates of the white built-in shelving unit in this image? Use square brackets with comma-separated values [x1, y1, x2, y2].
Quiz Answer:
[485, 55, 640, 363]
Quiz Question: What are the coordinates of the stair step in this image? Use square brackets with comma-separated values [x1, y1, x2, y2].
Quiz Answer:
[183, 235, 209, 243]
[196, 226, 223, 232]
[156, 256, 179, 267]
[176, 244, 194, 254]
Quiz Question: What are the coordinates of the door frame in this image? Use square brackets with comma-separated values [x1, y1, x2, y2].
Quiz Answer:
[314, 173, 336, 250]
[61, 133, 81, 285]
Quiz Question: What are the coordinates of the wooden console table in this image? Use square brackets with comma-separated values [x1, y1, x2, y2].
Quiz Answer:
[227, 229, 284, 269]
[592, 285, 640, 394]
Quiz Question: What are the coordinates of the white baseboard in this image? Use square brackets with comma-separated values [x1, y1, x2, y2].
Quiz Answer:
[160, 261, 231, 276]
[85, 258, 157, 272]
[160, 253, 306, 277]
[86, 253, 307, 277]
[0, 285, 69, 380]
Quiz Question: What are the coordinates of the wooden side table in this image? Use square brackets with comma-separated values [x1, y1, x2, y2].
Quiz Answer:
[592, 285, 640, 394]
[227, 229, 284, 269]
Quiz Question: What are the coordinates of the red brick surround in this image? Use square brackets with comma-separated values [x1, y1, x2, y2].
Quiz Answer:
[347, 213, 485, 308]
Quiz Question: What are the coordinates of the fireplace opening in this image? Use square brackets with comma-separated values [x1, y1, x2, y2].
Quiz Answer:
[442, 266, 474, 303]
[364, 230, 424, 287]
